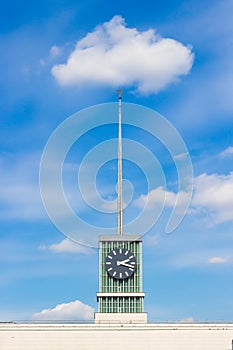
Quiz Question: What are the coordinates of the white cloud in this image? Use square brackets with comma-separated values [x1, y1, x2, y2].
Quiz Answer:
[40, 238, 94, 254]
[207, 256, 229, 264]
[174, 152, 190, 161]
[219, 146, 233, 158]
[50, 45, 62, 59]
[168, 248, 232, 269]
[192, 172, 233, 224]
[32, 300, 94, 321]
[134, 186, 189, 209]
[133, 171, 233, 227]
[52, 15, 194, 94]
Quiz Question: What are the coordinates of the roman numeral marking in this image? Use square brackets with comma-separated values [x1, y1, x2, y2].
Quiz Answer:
[106, 262, 111, 265]
[108, 255, 112, 259]
[129, 268, 134, 271]
[119, 273, 122, 278]
[113, 250, 116, 255]
[113, 271, 116, 277]
[125, 250, 128, 255]
[119, 248, 122, 254]
[108, 268, 113, 271]
[125, 271, 129, 277]
[129, 255, 133, 259]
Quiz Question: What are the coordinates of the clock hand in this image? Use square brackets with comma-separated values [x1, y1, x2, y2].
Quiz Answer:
[118, 258, 130, 264]
[117, 261, 135, 268]
[116, 259, 129, 266]
[121, 262, 135, 268]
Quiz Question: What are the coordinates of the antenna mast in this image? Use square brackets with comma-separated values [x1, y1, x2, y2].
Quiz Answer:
[117, 89, 123, 236]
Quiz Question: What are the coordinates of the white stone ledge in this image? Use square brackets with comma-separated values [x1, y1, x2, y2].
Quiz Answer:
[1, 323, 233, 350]
[1, 323, 233, 331]
[94, 312, 148, 324]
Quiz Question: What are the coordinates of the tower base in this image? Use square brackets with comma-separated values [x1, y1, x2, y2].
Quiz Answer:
[94, 312, 147, 324]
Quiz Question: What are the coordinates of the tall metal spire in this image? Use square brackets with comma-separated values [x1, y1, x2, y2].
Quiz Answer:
[117, 89, 123, 236]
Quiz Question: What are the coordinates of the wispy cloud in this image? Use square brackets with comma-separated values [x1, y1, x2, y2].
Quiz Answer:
[40, 238, 95, 254]
[52, 15, 194, 94]
[144, 235, 160, 247]
[50, 45, 63, 59]
[0, 154, 45, 220]
[207, 256, 229, 264]
[219, 146, 233, 158]
[164, 247, 232, 269]
[192, 172, 233, 224]
[32, 300, 94, 321]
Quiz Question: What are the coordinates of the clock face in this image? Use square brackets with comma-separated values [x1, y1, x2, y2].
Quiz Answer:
[105, 247, 136, 280]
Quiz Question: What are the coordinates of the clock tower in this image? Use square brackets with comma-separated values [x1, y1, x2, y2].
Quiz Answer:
[94, 91, 147, 324]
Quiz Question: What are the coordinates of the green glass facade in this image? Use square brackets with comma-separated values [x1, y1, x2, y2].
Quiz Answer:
[97, 236, 145, 314]
[99, 296, 143, 313]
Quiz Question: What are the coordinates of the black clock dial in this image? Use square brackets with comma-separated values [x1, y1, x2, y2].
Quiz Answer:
[105, 247, 136, 280]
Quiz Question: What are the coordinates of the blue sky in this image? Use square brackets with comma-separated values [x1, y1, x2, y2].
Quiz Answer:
[0, 0, 233, 322]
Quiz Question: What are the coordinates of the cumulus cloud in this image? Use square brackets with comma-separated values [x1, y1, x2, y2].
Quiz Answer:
[51, 15, 194, 94]
[134, 186, 189, 209]
[40, 238, 94, 254]
[192, 172, 233, 224]
[219, 146, 233, 158]
[207, 256, 229, 264]
[134, 171, 233, 226]
[32, 300, 94, 321]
